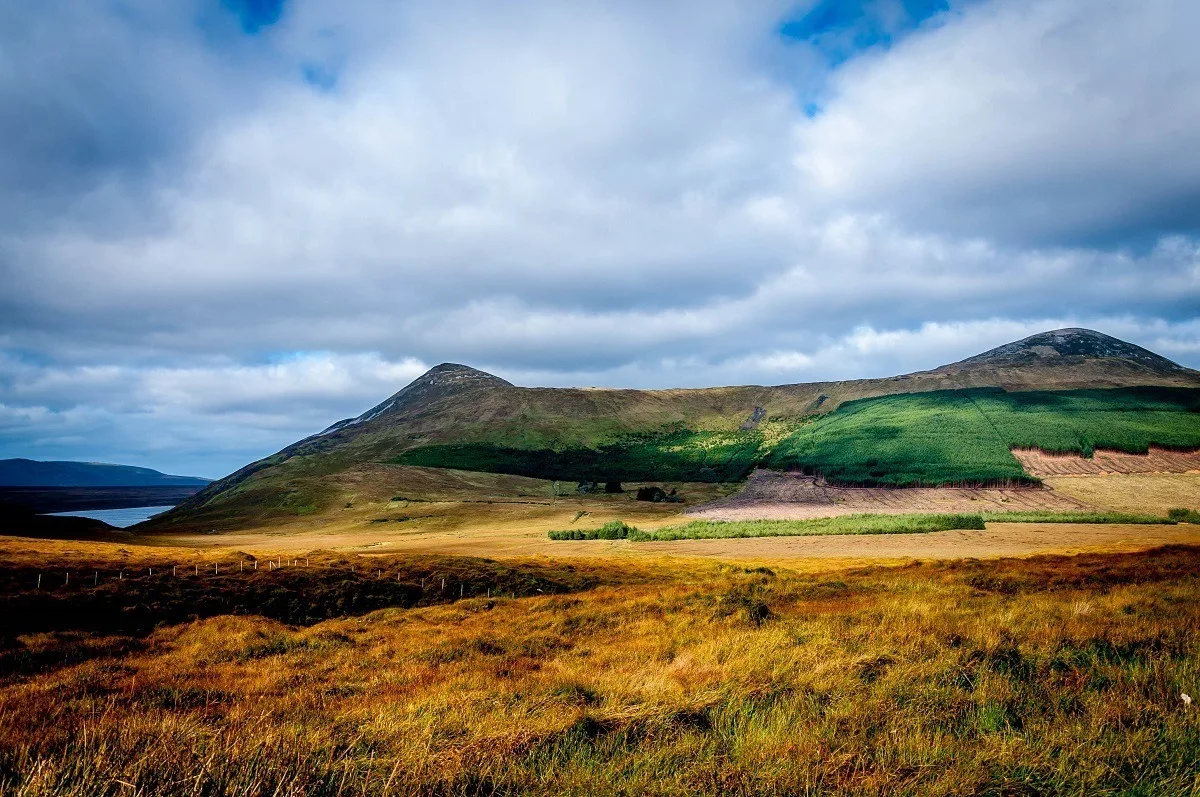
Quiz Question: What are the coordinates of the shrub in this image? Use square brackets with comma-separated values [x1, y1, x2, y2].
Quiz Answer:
[548, 520, 641, 541]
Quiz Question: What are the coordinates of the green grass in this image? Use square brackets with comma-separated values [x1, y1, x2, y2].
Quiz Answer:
[397, 387, 1200, 488]
[982, 510, 1179, 524]
[547, 520, 640, 541]
[612, 513, 986, 542]
[573, 511, 1184, 543]
[396, 426, 769, 483]
[765, 386, 1200, 486]
[1168, 508, 1200, 523]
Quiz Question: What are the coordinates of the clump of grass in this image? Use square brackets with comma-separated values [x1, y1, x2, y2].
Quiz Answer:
[548, 520, 640, 541]
[632, 513, 986, 542]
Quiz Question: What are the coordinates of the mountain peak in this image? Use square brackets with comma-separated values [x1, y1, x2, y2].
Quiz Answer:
[316, 363, 512, 435]
[954, 328, 1184, 372]
[417, 362, 513, 386]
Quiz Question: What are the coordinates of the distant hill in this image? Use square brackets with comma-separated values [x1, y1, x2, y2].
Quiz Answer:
[0, 459, 211, 488]
[149, 329, 1200, 531]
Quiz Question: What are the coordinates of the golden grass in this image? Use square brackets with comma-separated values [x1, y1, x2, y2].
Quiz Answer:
[3, 543, 1200, 795]
[1045, 473, 1200, 514]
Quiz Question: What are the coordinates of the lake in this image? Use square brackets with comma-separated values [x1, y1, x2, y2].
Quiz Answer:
[46, 505, 176, 528]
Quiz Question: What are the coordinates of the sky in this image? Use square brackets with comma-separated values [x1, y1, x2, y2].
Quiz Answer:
[1, 0, 1198, 478]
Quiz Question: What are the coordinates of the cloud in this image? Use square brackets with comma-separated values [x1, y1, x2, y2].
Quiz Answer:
[794, 0, 1200, 245]
[0, 0, 1196, 475]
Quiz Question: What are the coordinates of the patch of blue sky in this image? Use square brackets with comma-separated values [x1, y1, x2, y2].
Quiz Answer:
[780, 0, 954, 65]
[302, 62, 340, 91]
[221, 0, 286, 35]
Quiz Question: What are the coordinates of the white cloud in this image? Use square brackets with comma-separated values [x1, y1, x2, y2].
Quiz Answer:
[794, 0, 1200, 244]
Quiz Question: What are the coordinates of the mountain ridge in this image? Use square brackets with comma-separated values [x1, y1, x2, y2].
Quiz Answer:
[150, 329, 1200, 531]
[0, 459, 212, 488]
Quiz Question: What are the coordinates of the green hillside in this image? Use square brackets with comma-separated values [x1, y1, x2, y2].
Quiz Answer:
[767, 386, 1200, 485]
[395, 425, 775, 483]
[399, 387, 1200, 487]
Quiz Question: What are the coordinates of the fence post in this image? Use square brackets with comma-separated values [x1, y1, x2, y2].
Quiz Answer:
[65, 572, 69, 586]
[94, 571, 99, 586]
[195, 564, 199, 576]
[36, 573, 41, 590]
[441, 578, 445, 592]
[460, 583, 464, 598]
[172, 565, 176, 577]
[214, 563, 218, 575]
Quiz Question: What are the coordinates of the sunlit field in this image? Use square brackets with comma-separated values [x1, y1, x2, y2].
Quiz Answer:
[2, 538, 1200, 795]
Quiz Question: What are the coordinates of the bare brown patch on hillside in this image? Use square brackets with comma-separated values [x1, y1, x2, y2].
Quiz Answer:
[1013, 446, 1200, 477]
[682, 469, 1089, 522]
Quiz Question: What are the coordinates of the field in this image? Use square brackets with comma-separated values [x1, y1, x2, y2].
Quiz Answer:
[4, 467, 1200, 793]
[1047, 474, 1200, 514]
[3, 539, 1200, 795]
[607, 511, 1184, 543]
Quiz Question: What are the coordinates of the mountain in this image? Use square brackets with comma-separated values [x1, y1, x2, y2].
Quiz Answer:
[945, 327, 1186, 372]
[0, 459, 211, 488]
[151, 329, 1200, 531]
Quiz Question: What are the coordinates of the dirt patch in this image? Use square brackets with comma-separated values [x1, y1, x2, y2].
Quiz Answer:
[1013, 446, 1200, 477]
[683, 469, 1089, 522]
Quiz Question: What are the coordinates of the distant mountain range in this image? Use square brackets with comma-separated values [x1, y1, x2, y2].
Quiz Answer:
[149, 328, 1200, 532]
[0, 459, 211, 488]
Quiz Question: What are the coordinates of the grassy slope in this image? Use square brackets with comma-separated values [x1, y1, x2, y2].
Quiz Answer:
[3, 543, 1200, 794]
[403, 387, 1200, 489]
[765, 387, 1200, 486]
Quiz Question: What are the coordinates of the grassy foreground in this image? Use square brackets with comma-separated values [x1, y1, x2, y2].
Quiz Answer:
[3, 544, 1200, 794]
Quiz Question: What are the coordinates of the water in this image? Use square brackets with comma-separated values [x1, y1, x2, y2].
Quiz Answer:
[46, 505, 175, 528]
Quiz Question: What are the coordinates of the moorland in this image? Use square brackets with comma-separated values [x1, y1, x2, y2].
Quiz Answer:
[3, 328, 1200, 795]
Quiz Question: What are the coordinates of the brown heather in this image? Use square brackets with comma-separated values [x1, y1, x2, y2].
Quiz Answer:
[1, 543, 1199, 795]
